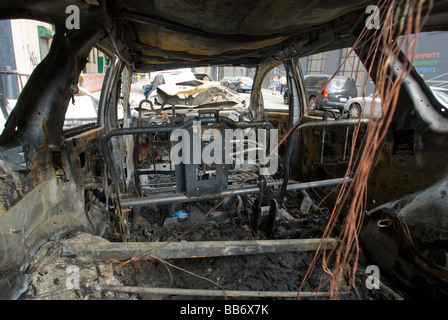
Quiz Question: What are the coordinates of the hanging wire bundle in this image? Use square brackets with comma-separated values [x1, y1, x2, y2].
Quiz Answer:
[298, 0, 434, 299]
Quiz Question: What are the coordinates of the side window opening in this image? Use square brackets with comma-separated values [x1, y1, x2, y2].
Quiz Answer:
[404, 31, 448, 117]
[64, 47, 111, 130]
[260, 63, 289, 111]
[297, 34, 448, 120]
[0, 19, 55, 133]
[297, 48, 377, 119]
[0, 18, 111, 135]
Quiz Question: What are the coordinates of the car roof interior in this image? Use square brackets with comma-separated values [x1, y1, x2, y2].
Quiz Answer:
[1, 0, 447, 73]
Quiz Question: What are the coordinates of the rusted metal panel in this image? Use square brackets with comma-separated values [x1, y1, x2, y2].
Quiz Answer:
[0, 177, 92, 299]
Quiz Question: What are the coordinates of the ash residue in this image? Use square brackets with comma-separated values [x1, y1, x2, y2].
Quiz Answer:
[19, 199, 402, 300]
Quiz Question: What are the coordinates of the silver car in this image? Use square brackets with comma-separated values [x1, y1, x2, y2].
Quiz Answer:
[344, 93, 382, 118]
[228, 77, 253, 93]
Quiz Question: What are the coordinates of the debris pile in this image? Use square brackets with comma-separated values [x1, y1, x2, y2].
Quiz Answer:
[19, 204, 404, 300]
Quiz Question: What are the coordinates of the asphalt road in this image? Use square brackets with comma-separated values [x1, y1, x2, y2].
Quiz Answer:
[260, 88, 289, 110]
[236, 88, 288, 110]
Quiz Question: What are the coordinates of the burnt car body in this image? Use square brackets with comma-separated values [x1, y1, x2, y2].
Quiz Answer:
[193, 72, 213, 81]
[0, 0, 448, 300]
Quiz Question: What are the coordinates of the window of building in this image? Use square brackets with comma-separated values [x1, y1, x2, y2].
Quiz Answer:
[339, 47, 368, 94]
[37, 25, 53, 60]
[307, 52, 326, 75]
[301, 48, 374, 97]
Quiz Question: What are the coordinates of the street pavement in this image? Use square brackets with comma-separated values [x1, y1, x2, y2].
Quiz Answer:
[260, 88, 288, 110]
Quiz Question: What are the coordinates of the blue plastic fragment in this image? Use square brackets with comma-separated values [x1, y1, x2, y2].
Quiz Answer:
[173, 211, 188, 217]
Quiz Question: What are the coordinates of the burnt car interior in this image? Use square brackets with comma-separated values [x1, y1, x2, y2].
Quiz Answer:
[1, 0, 448, 300]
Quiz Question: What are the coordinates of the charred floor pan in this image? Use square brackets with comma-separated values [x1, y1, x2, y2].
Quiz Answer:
[18, 201, 404, 300]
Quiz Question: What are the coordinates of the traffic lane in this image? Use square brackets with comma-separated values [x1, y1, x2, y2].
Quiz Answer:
[236, 89, 288, 111]
[261, 88, 288, 110]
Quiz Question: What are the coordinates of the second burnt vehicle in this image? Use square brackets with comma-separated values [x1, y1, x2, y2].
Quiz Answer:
[0, 0, 448, 300]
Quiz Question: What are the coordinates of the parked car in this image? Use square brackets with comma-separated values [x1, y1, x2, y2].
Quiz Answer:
[220, 76, 234, 87]
[305, 75, 358, 112]
[283, 75, 358, 112]
[345, 87, 448, 119]
[228, 77, 253, 92]
[344, 93, 382, 118]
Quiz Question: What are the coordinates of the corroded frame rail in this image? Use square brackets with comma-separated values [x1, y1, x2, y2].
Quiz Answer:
[94, 284, 347, 298]
[62, 238, 338, 261]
